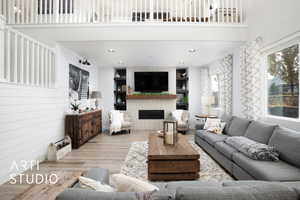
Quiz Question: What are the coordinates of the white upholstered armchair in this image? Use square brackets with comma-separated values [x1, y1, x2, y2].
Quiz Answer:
[109, 110, 132, 135]
[171, 110, 189, 133]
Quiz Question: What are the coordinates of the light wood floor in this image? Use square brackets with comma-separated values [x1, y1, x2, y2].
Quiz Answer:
[0, 130, 194, 200]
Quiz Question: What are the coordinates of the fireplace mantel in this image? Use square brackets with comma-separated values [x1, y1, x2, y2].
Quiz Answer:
[126, 94, 177, 100]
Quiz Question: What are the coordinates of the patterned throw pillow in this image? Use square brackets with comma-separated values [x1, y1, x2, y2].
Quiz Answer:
[204, 119, 226, 134]
[207, 122, 226, 134]
[204, 118, 221, 130]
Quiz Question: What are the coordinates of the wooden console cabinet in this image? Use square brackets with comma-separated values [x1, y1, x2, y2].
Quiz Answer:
[65, 110, 102, 149]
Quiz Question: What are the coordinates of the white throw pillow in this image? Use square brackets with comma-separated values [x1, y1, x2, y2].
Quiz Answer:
[111, 174, 159, 192]
[207, 122, 226, 134]
[204, 118, 221, 130]
[79, 176, 115, 192]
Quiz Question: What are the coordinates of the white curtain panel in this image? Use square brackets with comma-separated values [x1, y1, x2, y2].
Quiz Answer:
[200, 67, 210, 114]
[240, 37, 263, 120]
[218, 55, 233, 116]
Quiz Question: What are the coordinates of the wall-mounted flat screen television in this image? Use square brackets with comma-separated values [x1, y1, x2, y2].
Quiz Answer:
[134, 72, 168, 92]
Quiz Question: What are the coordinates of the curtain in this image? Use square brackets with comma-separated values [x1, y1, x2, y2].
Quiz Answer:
[218, 55, 233, 116]
[240, 37, 263, 120]
[199, 67, 210, 114]
[208, 54, 233, 116]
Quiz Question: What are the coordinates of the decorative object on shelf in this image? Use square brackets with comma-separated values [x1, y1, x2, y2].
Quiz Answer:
[115, 73, 120, 78]
[183, 96, 189, 105]
[70, 100, 80, 112]
[117, 87, 121, 92]
[121, 85, 127, 92]
[79, 58, 91, 66]
[201, 96, 215, 115]
[127, 86, 132, 95]
[117, 97, 122, 104]
[69, 64, 90, 100]
[163, 120, 178, 145]
[91, 91, 102, 109]
[182, 84, 186, 90]
[47, 136, 72, 161]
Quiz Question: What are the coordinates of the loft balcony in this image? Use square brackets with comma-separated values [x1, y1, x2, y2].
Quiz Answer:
[1, 0, 246, 26]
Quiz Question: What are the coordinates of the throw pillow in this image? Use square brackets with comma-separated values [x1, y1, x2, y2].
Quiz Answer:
[225, 136, 279, 161]
[111, 174, 159, 193]
[207, 122, 226, 134]
[79, 176, 115, 192]
[204, 118, 221, 130]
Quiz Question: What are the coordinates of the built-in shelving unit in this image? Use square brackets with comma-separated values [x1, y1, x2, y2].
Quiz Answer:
[114, 68, 127, 110]
[176, 68, 189, 110]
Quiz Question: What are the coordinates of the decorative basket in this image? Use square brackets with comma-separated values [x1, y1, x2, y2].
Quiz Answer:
[47, 136, 72, 161]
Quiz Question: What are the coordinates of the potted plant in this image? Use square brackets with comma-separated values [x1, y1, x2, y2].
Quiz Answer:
[70, 100, 80, 113]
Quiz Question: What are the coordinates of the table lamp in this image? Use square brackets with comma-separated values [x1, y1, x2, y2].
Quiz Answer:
[91, 91, 102, 109]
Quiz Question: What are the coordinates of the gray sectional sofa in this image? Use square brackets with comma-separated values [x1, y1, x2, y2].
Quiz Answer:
[195, 116, 300, 181]
[56, 168, 300, 200]
[56, 116, 300, 200]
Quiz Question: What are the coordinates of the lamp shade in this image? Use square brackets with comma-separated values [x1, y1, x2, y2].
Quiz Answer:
[201, 96, 215, 106]
[91, 91, 102, 99]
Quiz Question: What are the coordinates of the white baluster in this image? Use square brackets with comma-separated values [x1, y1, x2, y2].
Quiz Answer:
[13, 32, 18, 83]
[31, 41, 35, 85]
[240, 0, 243, 23]
[20, 36, 24, 83]
[5, 30, 11, 81]
[36, 44, 39, 85]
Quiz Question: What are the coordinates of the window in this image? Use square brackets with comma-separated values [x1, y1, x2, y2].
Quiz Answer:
[267, 44, 299, 119]
[211, 74, 220, 108]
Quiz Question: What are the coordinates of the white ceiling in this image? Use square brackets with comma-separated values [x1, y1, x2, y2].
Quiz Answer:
[61, 40, 242, 67]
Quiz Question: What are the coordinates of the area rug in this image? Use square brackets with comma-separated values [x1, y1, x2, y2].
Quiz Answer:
[120, 141, 234, 182]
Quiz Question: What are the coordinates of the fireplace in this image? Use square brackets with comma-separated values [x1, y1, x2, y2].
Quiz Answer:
[139, 110, 165, 120]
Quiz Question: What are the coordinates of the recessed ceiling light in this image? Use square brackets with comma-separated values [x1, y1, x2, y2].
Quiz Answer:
[179, 60, 185, 64]
[188, 49, 196, 53]
[107, 49, 116, 53]
[118, 61, 124, 65]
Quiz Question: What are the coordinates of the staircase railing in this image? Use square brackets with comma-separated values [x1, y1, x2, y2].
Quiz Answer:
[4, 0, 245, 25]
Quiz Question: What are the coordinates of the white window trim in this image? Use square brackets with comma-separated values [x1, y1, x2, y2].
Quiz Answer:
[263, 41, 300, 122]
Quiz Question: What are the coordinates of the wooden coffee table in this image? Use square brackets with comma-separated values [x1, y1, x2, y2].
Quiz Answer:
[148, 134, 200, 181]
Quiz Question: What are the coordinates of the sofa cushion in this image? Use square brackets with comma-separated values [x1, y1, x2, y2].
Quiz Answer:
[232, 152, 300, 181]
[227, 117, 251, 136]
[269, 127, 300, 168]
[175, 185, 298, 200]
[244, 121, 277, 144]
[165, 181, 221, 190]
[84, 168, 110, 184]
[222, 180, 272, 187]
[220, 115, 233, 135]
[215, 142, 238, 159]
[56, 188, 142, 200]
[73, 168, 110, 189]
[200, 132, 228, 146]
[195, 130, 206, 139]
[224, 181, 300, 195]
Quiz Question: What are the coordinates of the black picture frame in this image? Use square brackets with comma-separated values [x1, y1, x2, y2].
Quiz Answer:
[69, 64, 89, 100]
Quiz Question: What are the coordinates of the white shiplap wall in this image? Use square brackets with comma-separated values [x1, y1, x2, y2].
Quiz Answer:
[0, 45, 99, 184]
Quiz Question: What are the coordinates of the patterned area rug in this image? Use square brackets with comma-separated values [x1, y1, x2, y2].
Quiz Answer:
[120, 141, 234, 182]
